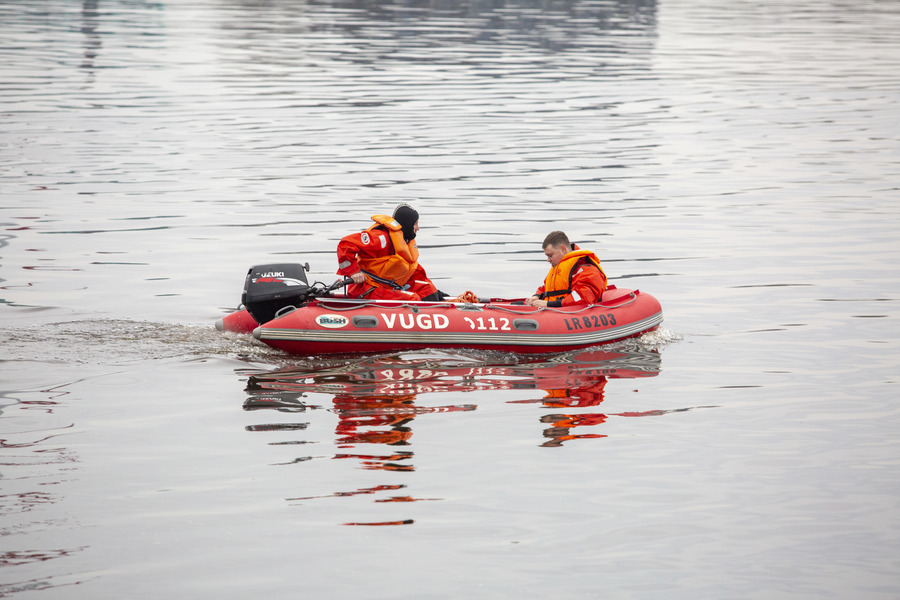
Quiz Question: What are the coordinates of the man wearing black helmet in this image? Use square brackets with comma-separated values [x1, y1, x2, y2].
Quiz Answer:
[336, 204, 446, 301]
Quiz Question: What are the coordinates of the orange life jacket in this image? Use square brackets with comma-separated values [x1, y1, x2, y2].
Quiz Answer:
[541, 247, 605, 302]
[359, 215, 420, 288]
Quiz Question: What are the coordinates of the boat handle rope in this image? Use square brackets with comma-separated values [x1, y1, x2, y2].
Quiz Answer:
[485, 291, 637, 314]
[317, 292, 636, 314]
[320, 300, 475, 313]
[319, 301, 431, 312]
[486, 294, 636, 315]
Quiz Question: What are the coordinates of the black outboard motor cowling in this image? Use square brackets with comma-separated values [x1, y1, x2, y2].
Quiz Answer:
[241, 263, 311, 325]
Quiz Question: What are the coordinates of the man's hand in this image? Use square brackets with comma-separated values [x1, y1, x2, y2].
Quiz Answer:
[350, 272, 366, 284]
[526, 296, 547, 307]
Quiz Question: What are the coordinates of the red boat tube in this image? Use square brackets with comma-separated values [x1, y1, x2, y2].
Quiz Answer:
[248, 286, 662, 356]
[216, 307, 259, 334]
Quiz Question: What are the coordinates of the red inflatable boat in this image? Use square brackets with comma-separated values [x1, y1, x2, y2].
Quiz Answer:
[217, 263, 663, 356]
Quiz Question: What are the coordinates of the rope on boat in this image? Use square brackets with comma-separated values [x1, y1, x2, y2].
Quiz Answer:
[318, 301, 445, 312]
[479, 293, 637, 315]
[317, 292, 637, 314]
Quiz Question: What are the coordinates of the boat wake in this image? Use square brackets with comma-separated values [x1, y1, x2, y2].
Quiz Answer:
[1, 318, 285, 367]
[1, 317, 678, 371]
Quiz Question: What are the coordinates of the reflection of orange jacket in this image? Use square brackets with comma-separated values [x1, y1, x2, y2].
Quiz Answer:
[541, 378, 607, 407]
[535, 244, 607, 307]
[543, 413, 608, 428]
[337, 428, 413, 446]
[337, 215, 419, 287]
[333, 395, 416, 447]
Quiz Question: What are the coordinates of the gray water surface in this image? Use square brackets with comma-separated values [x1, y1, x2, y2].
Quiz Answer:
[2, 0, 899, 598]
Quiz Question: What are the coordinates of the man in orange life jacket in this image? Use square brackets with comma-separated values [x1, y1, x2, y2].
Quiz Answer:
[337, 204, 446, 301]
[526, 230, 607, 308]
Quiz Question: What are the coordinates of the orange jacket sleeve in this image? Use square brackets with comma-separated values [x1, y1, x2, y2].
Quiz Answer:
[336, 228, 392, 277]
[558, 265, 607, 306]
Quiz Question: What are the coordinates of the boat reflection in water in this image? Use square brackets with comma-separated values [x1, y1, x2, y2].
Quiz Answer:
[240, 347, 667, 524]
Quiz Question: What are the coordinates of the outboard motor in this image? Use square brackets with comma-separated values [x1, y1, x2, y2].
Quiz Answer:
[241, 263, 312, 325]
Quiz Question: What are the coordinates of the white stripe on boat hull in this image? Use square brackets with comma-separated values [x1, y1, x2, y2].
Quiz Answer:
[256, 311, 663, 348]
